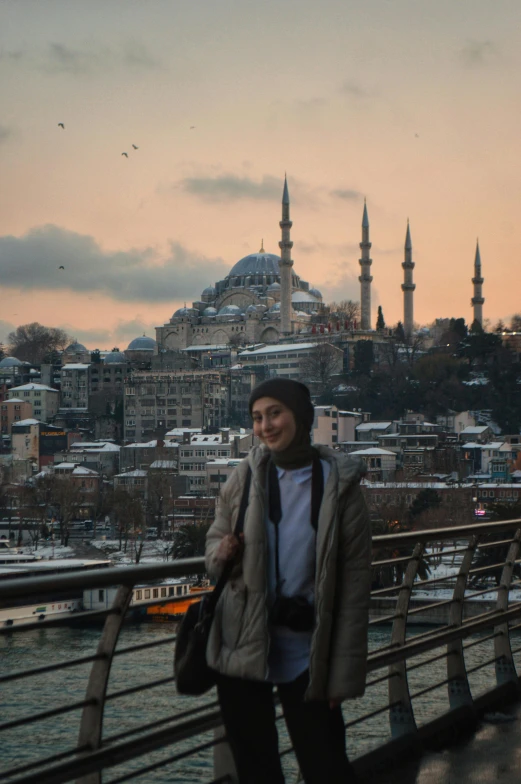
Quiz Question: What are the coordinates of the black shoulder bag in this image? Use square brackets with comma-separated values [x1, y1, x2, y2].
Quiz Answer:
[174, 467, 252, 695]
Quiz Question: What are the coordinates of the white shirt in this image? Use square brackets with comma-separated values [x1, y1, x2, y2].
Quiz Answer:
[266, 459, 330, 683]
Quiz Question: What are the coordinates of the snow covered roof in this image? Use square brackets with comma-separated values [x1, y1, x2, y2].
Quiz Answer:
[356, 422, 393, 431]
[115, 469, 147, 477]
[239, 342, 319, 357]
[149, 460, 177, 469]
[70, 441, 120, 452]
[124, 440, 161, 448]
[71, 466, 99, 476]
[54, 462, 78, 469]
[4, 397, 24, 403]
[61, 364, 91, 370]
[12, 418, 39, 426]
[460, 426, 490, 435]
[181, 345, 228, 352]
[10, 383, 57, 392]
[350, 448, 397, 456]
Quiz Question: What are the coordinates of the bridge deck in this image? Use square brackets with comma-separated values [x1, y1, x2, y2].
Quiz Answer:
[375, 702, 521, 784]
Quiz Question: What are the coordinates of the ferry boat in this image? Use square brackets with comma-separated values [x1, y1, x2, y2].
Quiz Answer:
[83, 579, 210, 622]
[0, 557, 112, 629]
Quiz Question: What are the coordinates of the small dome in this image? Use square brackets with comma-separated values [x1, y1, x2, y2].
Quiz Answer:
[104, 350, 127, 364]
[65, 341, 88, 353]
[218, 305, 243, 317]
[246, 304, 258, 313]
[309, 287, 322, 298]
[203, 306, 218, 317]
[267, 282, 281, 291]
[0, 356, 23, 368]
[127, 335, 156, 351]
[172, 306, 197, 318]
[268, 302, 281, 312]
[202, 285, 216, 296]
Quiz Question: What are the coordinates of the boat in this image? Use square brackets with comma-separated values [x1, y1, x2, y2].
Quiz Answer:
[82, 579, 210, 622]
[0, 557, 112, 629]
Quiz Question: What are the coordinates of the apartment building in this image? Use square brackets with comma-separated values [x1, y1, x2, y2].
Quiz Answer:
[237, 342, 343, 380]
[124, 370, 241, 442]
[312, 406, 363, 447]
[60, 364, 91, 410]
[0, 398, 32, 436]
[8, 383, 60, 423]
[178, 429, 254, 493]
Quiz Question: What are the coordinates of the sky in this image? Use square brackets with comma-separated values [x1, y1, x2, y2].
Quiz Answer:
[1, 0, 520, 349]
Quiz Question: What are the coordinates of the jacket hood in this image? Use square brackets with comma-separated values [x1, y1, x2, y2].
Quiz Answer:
[246, 443, 366, 496]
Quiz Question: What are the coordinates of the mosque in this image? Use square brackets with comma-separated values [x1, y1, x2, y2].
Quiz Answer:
[149, 175, 485, 352]
[155, 178, 326, 351]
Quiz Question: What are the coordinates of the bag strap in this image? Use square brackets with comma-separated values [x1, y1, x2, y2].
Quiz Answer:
[205, 466, 252, 614]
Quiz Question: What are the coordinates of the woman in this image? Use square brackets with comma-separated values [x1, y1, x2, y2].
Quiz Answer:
[205, 378, 372, 784]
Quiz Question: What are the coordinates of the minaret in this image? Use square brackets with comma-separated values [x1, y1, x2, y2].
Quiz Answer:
[401, 220, 415, 338]
[279, 175, 294, 335]
[471, 240, 484, 326]
[358, 200, 373, 330]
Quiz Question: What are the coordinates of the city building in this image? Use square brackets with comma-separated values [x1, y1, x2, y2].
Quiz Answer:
[178, 429, 254, 493]
[53, 440, 121, 477]
[312, 406, 363, 447]
[8, 383, 60, 423]
[237, 342, 343, 380]
[0, 398, 33, 437]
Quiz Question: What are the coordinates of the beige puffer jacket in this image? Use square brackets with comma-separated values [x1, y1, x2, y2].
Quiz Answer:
[205, 444, 372, 701]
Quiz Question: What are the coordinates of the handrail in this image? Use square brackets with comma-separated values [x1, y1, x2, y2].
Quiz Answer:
[1, 516, 521, 784]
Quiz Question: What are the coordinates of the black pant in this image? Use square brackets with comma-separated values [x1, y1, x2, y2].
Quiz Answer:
[216, 670, 357, 784]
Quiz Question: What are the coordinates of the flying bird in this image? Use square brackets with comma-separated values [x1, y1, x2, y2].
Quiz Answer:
[58, 123, 65, 129]
[132, 144, 139, 150]
[122, 152, 129, 158]
[190, 126, 195, 130]
[58, 265, 65, 270]
[415, 133, 419, 138]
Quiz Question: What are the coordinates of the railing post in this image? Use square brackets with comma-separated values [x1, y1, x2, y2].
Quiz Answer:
[447, 536, 479, 710]
[388, 542, 423, 739]
[76, 583, 134, 784]
[494, 527, 521, 687]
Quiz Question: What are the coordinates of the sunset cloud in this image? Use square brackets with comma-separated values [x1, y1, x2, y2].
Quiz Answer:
[0, 226, 228, 302]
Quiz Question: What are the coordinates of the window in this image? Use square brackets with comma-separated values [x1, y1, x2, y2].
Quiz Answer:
[169, 587, 174, 596]
[176, 586, 182, 596]
[136, 590, 142, 600]
[145, 589, 151, 599]
[182, 420, 191, 426]
[153, 588, 159, 598]
[98, 590, 104, 602]
[161, 587, 167, 597]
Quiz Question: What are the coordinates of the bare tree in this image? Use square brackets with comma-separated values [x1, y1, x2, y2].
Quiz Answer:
[299, 343, 342, 398]
[8, 322, 71, 364]
[113, 486, 145, 561]
[328, 300, 361, 325]
[48, 475, 84, 546]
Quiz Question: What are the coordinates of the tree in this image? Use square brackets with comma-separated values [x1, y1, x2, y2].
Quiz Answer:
[299, 343, 342, 399]
[8, 322, 71, 364]
[328, 300, 361, 325]
[376, 306, 386, 331]
[409, 489, 441, 527]
[511, 314, 521, 332]
[394, 322, 406, 341]
[171, 522, 212, 559]
[48, 475, 84, 545]
[112, 486, 145, 560]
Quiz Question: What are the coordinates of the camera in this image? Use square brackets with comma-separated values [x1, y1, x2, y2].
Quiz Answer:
[269, 595, 314, 632]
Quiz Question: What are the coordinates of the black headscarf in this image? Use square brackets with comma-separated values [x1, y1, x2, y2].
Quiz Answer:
[249, 378, 316, 469]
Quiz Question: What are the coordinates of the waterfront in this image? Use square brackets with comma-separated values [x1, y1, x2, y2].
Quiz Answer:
[1, 623, 517, 783]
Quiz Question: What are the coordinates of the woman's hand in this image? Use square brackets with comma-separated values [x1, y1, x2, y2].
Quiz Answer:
[215, 533, 244, 564]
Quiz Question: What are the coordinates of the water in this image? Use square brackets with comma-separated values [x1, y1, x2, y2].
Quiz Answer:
[1, 623, 518, 783]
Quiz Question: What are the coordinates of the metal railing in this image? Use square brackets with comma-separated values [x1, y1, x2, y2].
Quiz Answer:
[2, 518, 521, 783]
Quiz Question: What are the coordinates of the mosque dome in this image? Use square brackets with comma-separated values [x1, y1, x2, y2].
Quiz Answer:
[0, 356, 23, 368]
[127, 336, 156, 351]
[227, 252, 281, 278]
[246, 304, 258, 313]
[65, 341, 88, 353]
[267, 282, 281, 291]
[104, 350, 127, 364]
[268, 302, 281, 313]
[202, 285, 217, 297]
[172, 306, 197, 318]
[309, 287, 322, 298]
[203, 306, 218, 317]
[217, 305, 243, 317]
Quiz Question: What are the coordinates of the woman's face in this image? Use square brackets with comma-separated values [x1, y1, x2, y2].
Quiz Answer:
[251, 396, 297, 452]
